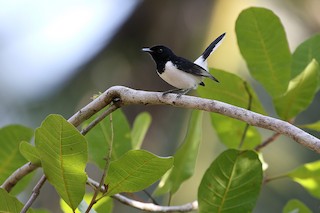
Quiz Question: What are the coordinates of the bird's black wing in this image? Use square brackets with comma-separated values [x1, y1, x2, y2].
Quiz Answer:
[173, 57, 219, 82]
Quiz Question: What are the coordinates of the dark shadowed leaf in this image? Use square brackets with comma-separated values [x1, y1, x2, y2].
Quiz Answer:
[292, 34, 320, 85]
[83, 109, 132, 169]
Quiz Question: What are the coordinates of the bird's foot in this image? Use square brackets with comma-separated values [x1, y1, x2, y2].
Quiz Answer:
[162, 88, 192, 97]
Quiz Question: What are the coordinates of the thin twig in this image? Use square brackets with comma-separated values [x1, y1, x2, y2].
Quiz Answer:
[238, 82, 253, 149]
[255, 132, 281, 151]
[1, 162, 39, 192]
[20, 175, 47, 213]
[81, 103, 119, 136]
[143, 190, 159, 205]
[87, 177, 198, 212]
[86, 113, 114, 212]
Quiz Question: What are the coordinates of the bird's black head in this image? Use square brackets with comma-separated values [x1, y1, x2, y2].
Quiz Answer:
[142, 45, 175, 63]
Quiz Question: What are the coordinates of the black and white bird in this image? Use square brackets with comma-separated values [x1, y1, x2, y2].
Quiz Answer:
[142, 32, 226, 96]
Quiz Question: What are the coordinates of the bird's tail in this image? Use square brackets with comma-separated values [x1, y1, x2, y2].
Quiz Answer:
[194, 32, 226, 71]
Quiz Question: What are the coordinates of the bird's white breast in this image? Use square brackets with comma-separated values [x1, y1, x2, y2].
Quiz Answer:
[158, 61, 202, 89]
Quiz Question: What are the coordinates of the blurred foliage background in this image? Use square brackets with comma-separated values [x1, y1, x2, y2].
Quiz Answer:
[0, 0, 319, 212]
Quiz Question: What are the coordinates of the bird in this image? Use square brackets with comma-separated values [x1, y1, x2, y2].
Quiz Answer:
[142, 32, 226, 96]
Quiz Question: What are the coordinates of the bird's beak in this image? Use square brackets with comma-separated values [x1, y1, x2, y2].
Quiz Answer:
[141, 47, 152, 52]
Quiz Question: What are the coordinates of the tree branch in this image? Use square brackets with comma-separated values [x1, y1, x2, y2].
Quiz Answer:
[87, 178, 198, 212]
[2, 86, 320, 212]
[69, 86, 320, 153]
[20, 175, 47, 213]
[1, 162, 39, 192]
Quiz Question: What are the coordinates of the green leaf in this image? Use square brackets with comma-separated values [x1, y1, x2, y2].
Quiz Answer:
[0, 188, 25, 212]
[84, 109, 132, 168]
[198, 69, 263, 149]
[299, 121, 320, 131]
[288, 160, 320, 198]
[292, 34, 320, 82]
[155, 110, 203, 195]
[105, 150, 174, 196]
[35, 114, 88, 210]
[236, 7, 291, 97]
[0, 125, 35, 195]
[19, 141, 41, 165]
[283, 199, 312, 213]
[131, 112, 151, 149]
[198, 149, 262, 213]
[274, 59, 319, 120]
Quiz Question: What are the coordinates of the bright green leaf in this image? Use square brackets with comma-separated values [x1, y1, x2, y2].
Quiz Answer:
[198, 149, 262, 213]
[19, 141, 41, 165]
[299, 121, 320, 131]
[236, 7, 291, 97]
[35, 114, 88, 210]
[198, 69, 263, 149]
[0, 188, 26, 212]
[155, 110, 203, 195]
[0, 125, 35, 195]
[84, 109, 132, 168]
[131, 112, 151, 149]
[283, 199, 312, 213]
[105, 150, 173, 196]
[292, 34, 320, 84]
[274, 59, 319, 120]
[288, 160, 320, 198]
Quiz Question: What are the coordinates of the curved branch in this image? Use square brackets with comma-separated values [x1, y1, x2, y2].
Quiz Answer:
[1, 162, 39, 192]
[87, 178, 198, 212]
[69, 86, 320, 153]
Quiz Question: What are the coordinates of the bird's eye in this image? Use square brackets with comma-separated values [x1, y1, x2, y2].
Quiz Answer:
[158, 48, 163, 53]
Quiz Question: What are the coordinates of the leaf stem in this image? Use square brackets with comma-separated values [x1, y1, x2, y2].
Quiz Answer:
[86, 113, 114, 212]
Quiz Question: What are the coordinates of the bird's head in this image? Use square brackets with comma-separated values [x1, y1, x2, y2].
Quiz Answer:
[142, 45, 175, 62]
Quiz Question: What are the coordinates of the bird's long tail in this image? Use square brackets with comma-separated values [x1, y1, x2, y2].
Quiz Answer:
[194, 32, 226, 71]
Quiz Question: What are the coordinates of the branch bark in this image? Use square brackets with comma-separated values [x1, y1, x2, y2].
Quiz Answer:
[69, 86, 320, 153]
[2, 85, 320, 212]
[87, 178, 198, 212]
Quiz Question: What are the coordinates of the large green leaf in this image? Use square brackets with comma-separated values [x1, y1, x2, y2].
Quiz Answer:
[292, 34, 320, 83]
[236, 7, 291, 97]
[105, 150, 173, 196]
[198, 69, 263, 149]
[0, 188, 27, 212]
[274, 59, 319, 120]
[155, 110, 203, 195]
[84, 109, 132, 168]
[0, 125, 35, 195]
[288, 160, 320, 198]
[35, 114, 88, 210]
[198, 149, 262, 213]
[131, 112, 151, 149]
[283, 199, 312, 213]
